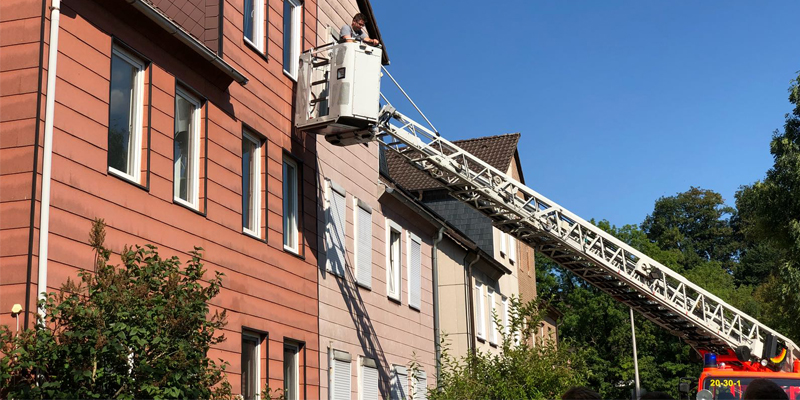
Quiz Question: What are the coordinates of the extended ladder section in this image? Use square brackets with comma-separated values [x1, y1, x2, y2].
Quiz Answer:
[295, 42, 798, 371]
[371, 106, 798, 369]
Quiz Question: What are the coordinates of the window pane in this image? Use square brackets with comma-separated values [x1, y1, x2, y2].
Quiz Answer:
[108, 53, 137, 174]
[282, 1, 292, 69]
[283, 160, 298, 249]
[242, 138, 257, 231]
[389, 230, 400, 297]
[174, 94, 193, 202]
[242, 336, 258, 400]
[243, 0, 254, 42]
[283, 345, 298, 400]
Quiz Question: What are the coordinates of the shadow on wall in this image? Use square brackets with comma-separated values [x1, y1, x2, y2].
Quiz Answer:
[316, 162, 394, 399]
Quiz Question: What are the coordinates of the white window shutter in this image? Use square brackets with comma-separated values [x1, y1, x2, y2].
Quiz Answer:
[475, 282, 484, 339]
[489, 289, 497, 344]
[500, 232, 507, 256]
[356, 202, 372, 288]
[326, 185, 346, 277]
[332, 356, 351, 400]
[413, 370, 427, 400]
[360, 361, 379, 400]
[509, 236, 516, 262]
[390, 366, 408, 400]
[408, 235, 421, 310]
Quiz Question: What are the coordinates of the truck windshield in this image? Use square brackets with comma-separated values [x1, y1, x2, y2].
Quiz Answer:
[702, 377, 800, 400]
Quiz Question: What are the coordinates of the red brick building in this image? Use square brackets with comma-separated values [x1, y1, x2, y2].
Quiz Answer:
[1, 0, 321, 397]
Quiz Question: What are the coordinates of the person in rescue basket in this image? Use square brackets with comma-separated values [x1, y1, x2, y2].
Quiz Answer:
[340, 13, 380, 46]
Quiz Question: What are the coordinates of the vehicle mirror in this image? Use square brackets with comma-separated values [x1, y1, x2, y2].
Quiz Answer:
[696, 389, 713, 400]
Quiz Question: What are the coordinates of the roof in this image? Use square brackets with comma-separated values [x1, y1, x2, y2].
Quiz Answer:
[385, 133, 522, 191]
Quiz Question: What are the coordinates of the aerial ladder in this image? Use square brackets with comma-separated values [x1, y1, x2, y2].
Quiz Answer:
[295, 41, 800, 399]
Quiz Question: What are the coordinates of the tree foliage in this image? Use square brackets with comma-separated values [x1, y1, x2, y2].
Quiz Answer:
[0, 219, 231, 399]
[431, 298, 590, 400]
[736, 71, 800, 343]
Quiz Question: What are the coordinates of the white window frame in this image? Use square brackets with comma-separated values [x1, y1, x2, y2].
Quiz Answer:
[283, 342, 300, 400]
[242, 331, 262, 400]
[243, 0, 265, 52]
[354, 198, 373, 289]
[173, 87, 201, 209]
[242, 130, 262, 238]
[282, 0, 302, 79]
[488, 288, 497, 345]
[412, 370, 427, 400]
[407, 231, 422, 311]
[474, 281, 485, 340]
[283, 156, 300, 253]
[359, 357, 379, 400]
[385, 219, 402, 302]
[108, 46, 145, 183]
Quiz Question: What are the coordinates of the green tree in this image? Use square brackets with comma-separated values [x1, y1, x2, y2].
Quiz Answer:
[431, 298, 590, 400]
[642, 187, 739, 273]
[0, 219, 231, 399]
[736, 71, 800, 343]
[539, 221, 698, 400]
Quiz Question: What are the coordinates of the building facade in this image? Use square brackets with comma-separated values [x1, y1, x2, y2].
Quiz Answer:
[1, 0, 321, 397]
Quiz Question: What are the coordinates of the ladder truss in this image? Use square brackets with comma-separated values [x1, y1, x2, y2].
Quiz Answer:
[373, 104, 798, 368]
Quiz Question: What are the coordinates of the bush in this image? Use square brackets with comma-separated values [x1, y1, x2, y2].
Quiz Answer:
[0, 219, 231, 399]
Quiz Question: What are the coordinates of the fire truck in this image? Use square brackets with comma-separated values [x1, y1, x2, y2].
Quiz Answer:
[294, 41, 800, 400]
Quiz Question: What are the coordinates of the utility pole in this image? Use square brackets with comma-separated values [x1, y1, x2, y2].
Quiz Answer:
[631, 307, 641, 400]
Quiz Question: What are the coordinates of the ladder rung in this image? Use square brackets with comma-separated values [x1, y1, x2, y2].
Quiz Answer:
[313, 60, 330, 67]
[312, 79, 328, 85]
[310, 98, 327, 104]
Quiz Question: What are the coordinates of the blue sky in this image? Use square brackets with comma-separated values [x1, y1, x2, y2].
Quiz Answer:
[369, 1, 799, 227]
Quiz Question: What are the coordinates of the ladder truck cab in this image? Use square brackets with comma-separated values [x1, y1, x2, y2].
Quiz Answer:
[295, 42, 800, 400]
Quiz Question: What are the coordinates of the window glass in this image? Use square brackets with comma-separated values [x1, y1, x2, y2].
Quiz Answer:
[284, 343, 299, 400]
[388, 228, 401, 299]
[242, 132, 261, 236]
[243, 0, 254, 43]
[241, 334, 260, 400]
[282, 0, 302, 77]
[283, 158, 299, 251]
[108, 48, 143, 180]
[174, 89, 200, 207]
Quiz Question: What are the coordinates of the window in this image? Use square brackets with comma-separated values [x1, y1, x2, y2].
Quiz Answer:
[283, 157, 299, 252]
[355, 199, 372, 288]
[386, 220, 402, 301]
[407, 232, 421, 310]
[108, 46, 145, 182]
[474, 281, 485, 340]
[331, 350, 351, 400]
[241, 332, 262, 400]
[173, 87, 201, 208]
[488, 288, 497, 344]
[282, 0, 302, 78]
[508, 235, 516, 263]
[325, 181, 346, 276]
[413, 370, 427, 400]
[390, 365, 408, 400]
[359, 358, 379, 400]
[284, 343, 300, 400]
[243, 0, 265, 51]
[242, 130, 262, 237]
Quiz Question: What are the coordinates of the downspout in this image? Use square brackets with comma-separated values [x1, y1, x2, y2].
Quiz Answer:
[464, 252, 480, 357]
[432, 227, 445, 386]
[37, 0, 61, 316]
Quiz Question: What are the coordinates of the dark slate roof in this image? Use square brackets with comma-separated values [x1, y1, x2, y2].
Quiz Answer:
[385, 133, 521, 191]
